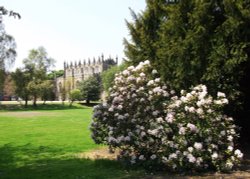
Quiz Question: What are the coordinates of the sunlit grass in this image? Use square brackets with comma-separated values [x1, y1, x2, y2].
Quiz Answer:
[0, 103, 145, 179]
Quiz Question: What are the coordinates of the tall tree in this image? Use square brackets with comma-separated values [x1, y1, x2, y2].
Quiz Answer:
[125, 0, 250, 142]
[3, 73, 15, 97]
[0, 6, 20, 97]
[123, 0, 169, 65]
[40, 80, 54, 104]
[11, 68, 31, 107]
[23, 47, 55, 106]
[157, 0, 250, 102]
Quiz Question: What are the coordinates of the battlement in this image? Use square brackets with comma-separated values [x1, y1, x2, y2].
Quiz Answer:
[63, 54, 118, 69]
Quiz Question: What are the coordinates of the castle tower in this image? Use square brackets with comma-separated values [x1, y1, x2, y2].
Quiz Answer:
[56, 54, 117, 101]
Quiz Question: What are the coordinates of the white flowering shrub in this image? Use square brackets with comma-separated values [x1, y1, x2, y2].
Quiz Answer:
[91, 61, 174, 166]
[91, 61, 243, 172]
[162, 85, 243, 171]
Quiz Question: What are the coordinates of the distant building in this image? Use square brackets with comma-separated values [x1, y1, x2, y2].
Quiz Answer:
[55, 55, 117, 100]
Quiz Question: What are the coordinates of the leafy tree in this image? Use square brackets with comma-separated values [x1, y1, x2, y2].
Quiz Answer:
[47, 70, 64, 80]
[101, 63, 126, 92]
[40, 80, 54, 104]
[11, 68, 31, 107]
[3, 73, 15, 97]
[69, 89, 81, 106]
[26, 80, 42, 106]
[0, 6, 21, 19]
[0, 6, 20, 97]
[23, 46, 55, 74]
[23, 46, 55, 106]
[59, 86, 67, 105]
[79, 75, 101, 104]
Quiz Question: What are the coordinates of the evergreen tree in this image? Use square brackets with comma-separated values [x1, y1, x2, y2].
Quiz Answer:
[124, 0, 168, 65]
[125, 0, 250, 141]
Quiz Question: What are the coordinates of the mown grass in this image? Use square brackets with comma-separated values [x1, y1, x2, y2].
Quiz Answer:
[0, 103, 145, 179]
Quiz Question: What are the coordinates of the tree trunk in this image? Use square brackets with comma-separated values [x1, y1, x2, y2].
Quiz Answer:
[25, 97, 28, 108]
[33, 95, 37, 107]
[86, 99, 90, 105]
[69, 101, 73, 107]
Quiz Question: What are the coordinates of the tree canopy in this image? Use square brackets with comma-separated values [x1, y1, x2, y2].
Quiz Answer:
[69, 89, 81, 106]
[12, 47, 55, 106]
[79, 75, 101, 104]
[11, 68, 31, 107]
[124, 0, 250, 141]
[0, 6, 20, 96]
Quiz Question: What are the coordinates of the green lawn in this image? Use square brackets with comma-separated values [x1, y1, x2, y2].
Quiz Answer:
[0, 103, 144, 179]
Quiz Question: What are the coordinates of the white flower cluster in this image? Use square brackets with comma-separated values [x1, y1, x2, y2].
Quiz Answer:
[163, 84, 243, 171]
[91, 61, 243, 172]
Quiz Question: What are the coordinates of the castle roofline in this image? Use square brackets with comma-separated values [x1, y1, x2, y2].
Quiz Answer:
[64, 54, 118, 69]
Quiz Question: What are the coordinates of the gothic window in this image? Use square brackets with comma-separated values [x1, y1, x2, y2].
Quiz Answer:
[67, 69, 71, 76]
[95, 66, 99, 73]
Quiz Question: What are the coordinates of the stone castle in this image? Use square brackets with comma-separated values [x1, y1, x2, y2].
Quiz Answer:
[56, 55, 117, 100]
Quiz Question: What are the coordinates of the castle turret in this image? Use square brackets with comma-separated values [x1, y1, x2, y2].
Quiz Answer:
[64, 61, 66, 69]
[116, 56, 118, 64]
[101, 54, 104, 62]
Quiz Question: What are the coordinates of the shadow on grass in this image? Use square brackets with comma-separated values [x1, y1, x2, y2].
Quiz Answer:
[1, 144, 250, 179]
[0, 144, 144, 179]
[0, 103, 90, 112]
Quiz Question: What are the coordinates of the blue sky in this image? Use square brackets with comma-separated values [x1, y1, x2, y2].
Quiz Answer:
[1, 0, 146, 70]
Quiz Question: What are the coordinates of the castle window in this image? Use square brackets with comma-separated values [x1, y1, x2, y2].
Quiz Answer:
[95, 67, 99, 73]
[67, 69, 71, 76]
